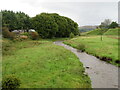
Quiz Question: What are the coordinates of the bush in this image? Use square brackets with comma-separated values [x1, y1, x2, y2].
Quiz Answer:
[20, 32, 29, 36]
[77, 44, 85, 52]
[2, 75, 21, 89]
[2, 27, 15, 40]
[29, 32, 39, 40]
[69, 32, 74, 38]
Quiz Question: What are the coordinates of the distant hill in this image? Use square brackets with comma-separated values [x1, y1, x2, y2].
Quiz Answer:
[79, 26, 97, 32]
[83, 28, 119, 36]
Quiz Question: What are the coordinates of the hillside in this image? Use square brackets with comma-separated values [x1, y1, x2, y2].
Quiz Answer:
[79, 26, 97, 32]
[83, 29, 108, 35]
[83, 28, 119, 36]
[104, 28, 119, 35]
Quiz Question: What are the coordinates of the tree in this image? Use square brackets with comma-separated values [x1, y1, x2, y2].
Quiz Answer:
[15, 12, 31, 30]
[99, 19, 112, 41]
[1, 10, 17, 31]
[1, 10, 31, 31]
[63, 16, 79, 37]
[99, 19, 111, 29]
[1, 10, 79, 38]
[32, 13, 58, 38]
[32, 13, 79, 38]
[109, 22, 118, 28]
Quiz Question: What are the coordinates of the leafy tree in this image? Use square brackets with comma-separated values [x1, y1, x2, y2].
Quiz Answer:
[1, 10, 79, 38]
[32, 13, 58, 38]
[109, 22, 118, 28]
[99, 19, 111, 29]
[32, 13, 79, 38]
[1, 10, 17, 31]
[64, 16, 79, 36]
[15, 12, 31, 30]
[1, 10, 31, 31]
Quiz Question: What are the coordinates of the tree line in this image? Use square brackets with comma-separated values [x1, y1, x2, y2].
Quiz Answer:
[1, 10, 31, 31]
[1, 10, 79, 38]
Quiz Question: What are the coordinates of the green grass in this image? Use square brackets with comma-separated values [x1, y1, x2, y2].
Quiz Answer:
[2, 39, 91, 88]
[82, 28, 119, 36]
[82, 29, 108, 36]
[104, 28, 119, 35]
[64, 36, 119, 66]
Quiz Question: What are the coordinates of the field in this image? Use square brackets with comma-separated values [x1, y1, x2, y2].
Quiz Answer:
[2, 39, 91, 88]
[64, 35, 119, 66]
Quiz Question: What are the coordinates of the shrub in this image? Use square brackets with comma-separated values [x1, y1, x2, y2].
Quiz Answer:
[69, 32, 74, 38]
[20, 32, 29, 36]
[2, 27, 15, 40]
[2, 75, 21, 89]
[77, 44, 85, 52]
[29, 32, 39, 40]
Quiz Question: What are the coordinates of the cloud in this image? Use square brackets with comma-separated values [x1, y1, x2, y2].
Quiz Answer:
[30, 2, 118, 26]
[0, 0, 118, 26]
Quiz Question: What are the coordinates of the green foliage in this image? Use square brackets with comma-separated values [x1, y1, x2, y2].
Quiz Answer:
[29, 32, 39, 40]
[32, 13, 58, 38]
[99, 19, 111, 29]
[20, 32, 29, 36]
[1, 10, 79, 38]
[1, 10, 31, 31]
[77, 44, 85, 52]
[69, 32, 74, 38]
[2, 27, 15, 40]
[109, 22, 118, 28]
[32, 13, 79, 38]
[2, 75, 21, 89]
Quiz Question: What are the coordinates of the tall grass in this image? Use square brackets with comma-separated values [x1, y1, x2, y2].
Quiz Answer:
[2, 39, 91, 88]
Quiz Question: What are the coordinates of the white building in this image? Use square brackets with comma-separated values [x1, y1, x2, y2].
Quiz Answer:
[29, 29, 36, 32]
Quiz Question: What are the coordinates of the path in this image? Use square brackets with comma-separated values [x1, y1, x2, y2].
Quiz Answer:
[54, 41, 119, 88]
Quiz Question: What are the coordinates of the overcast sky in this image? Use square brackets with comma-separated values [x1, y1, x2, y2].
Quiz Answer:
[0, 0, 119, 26]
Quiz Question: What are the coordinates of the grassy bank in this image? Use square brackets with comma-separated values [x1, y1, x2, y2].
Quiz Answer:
[64, 36, 119, 66]
[82, 28, 119, 36]
[2, 39, 91, 88]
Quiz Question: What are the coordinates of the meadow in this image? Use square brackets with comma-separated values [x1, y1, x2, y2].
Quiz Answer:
[2, 39, 91, 88]
[64, 35, 119, 66]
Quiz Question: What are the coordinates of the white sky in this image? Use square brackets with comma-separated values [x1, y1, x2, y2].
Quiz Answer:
[0, 0, 119, 26]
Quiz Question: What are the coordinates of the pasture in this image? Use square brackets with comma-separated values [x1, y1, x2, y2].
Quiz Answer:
[2, 39, 91, 88]
[64, 35, 119, 66]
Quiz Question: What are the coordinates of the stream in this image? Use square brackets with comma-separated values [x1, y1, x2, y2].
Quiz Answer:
[54, 41, 119, 88]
